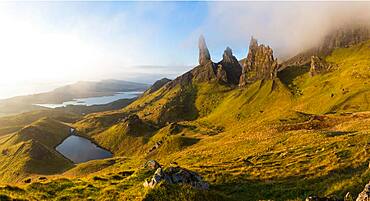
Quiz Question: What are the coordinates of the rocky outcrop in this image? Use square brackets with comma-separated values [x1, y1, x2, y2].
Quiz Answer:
[198, 35, 211, 65]
[239, 37, 278, 86]
[356, 181, 370, 201]
[216, 47, 242, 85]
[122, 114, 154, 136]
[309, 56, 332, 76]
[145, 78, 172, 94]
[168, 38, 242, 87]
[143, 160, 209, 190]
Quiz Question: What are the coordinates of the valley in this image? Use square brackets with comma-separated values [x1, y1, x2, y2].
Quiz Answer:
[0, 25, 369, 201]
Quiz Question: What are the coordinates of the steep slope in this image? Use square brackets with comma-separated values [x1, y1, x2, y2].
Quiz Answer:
[0, 31, 369, 200]
[0, 117, 74, 183]
[0, 110, 80, 137]
[68, 36, 370, 200]
[279, 40, 370, 114]
[281, 25, 370, 68]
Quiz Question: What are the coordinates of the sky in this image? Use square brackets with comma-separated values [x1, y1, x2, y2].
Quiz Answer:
[0, 1, 369, 99]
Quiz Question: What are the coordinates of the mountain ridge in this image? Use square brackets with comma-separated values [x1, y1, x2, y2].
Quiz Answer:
[0, 25, 369, 200]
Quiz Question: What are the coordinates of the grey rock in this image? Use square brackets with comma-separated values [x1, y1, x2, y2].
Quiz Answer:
[198, 35, 211, 65]
[143, 161, 209, 190]
[356, 181, 370, 201]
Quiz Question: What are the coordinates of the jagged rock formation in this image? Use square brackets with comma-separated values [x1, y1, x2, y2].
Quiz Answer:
[198, 35, 211, 65]
[168, 38, 242, 87]
[216, 47, 242, 85]
[145, 78, 172, 94]
[309, 56, 332, 76]
[143, 160, 209, 190]
[282, 25, 370, 68]
[239, 37, 278, 86]
[356, 181, 370, 201]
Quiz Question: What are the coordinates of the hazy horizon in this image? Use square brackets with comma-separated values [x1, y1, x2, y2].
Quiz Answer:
[0, 1, 369, 99]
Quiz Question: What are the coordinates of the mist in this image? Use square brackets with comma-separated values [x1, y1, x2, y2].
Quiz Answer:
[202, 1, 370, 60]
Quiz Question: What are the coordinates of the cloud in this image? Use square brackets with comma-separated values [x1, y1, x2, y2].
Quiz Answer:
[201, 2, 370, 59]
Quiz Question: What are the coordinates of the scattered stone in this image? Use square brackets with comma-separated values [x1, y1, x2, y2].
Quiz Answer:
[356, 181, 370, 201]
[143, 161, 209, 190]
[38, 177, 47, 181]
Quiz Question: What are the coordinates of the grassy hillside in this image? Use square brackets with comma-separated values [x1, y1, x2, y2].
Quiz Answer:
[0, 117, 75, 183]
[0, 110, 80, 137]
[0, 41, 369, 200]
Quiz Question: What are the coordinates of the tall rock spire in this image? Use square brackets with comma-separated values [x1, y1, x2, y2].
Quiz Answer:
[198, 35, 211, 65]
[216, 46, 242, 85]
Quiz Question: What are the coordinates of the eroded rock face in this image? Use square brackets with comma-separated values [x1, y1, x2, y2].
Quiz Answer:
[319, 26, 370, 56]
[216, 47, 242, 85]
[198, 35, 211, 65]
[309, 56, 332, 76]
[239, 37, 278, 86]
[356, 181, 370, 201]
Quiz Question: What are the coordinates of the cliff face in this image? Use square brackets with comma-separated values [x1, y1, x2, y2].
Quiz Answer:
[318, 26, 370, 55]
[282, 25, 370, 68]
[216, 47, 242, 85]
[239, 37, 278, 86]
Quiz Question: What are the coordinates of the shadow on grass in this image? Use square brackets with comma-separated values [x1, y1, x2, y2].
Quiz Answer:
[211, 162, 369, 201]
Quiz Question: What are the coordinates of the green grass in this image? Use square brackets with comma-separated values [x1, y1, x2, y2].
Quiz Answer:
[0, 41, 369, 200]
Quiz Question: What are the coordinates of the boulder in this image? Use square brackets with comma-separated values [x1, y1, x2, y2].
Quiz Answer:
[143, 161, 209, 190]
[239, 37, 278, 86]
[356, 181, 370, 201]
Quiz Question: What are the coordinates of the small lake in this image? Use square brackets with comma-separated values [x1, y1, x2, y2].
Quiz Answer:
[35, 91, 142, 108]
[56, 135, 113, 163]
